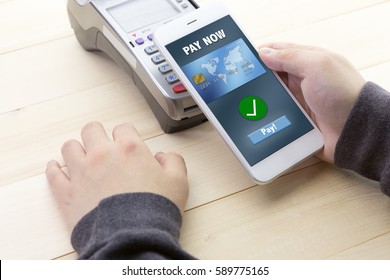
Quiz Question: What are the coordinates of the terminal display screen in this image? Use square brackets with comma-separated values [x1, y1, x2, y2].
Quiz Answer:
[108, 0, 179, 33]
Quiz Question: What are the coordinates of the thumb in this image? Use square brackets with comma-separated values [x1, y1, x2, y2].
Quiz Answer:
[259, 47, 310, 78]
[155, 152, 188, 177]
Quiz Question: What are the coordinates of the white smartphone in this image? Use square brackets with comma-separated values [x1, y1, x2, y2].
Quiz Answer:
[154, 2, 324, 183]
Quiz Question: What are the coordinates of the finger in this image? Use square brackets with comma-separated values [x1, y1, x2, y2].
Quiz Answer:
[259, 46, 317, 78]
[112, 123, 141, 142]
[258, 42, 322, 51]
[81, 121, 110, 151]
[258, 42, 326, 76]
[155, 152, 188, 177]
[46, 160, 71, 201]
[61, 139, 86, 171]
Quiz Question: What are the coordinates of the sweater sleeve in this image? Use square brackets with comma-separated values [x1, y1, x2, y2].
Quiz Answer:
[335, 81, 390, 197]
[71, 192, 195, 259]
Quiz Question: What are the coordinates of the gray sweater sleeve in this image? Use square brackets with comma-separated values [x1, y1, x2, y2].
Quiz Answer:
[71, 192, 195, 259]
[335, 82, 390, 197]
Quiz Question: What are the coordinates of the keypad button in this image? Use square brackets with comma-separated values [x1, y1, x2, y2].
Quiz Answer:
[135, 38, 144, 45]
[144, 45, 158, 55]
[176, 0, 183, 2]
[147, 34, 153, 41]
[151, 54, 165, 64]
[182, 3, 188, 8]
[173, 83, 186, 94]
[158, 64, 172, 74]
[165, 73, 179, 84]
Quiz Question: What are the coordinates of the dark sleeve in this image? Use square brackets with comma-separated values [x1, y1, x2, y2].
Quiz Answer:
[71, 192, 196, 259]
[335, 81, 390, 196]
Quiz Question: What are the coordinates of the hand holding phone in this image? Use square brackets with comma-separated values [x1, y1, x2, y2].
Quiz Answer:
[258, 42, 366, 163]
[154, 3, 324, 182]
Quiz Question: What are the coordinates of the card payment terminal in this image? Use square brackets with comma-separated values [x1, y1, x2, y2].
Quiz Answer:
[67, 0, 206, 132]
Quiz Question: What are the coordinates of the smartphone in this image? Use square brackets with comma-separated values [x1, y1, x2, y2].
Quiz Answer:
[154, 2, 324, 182]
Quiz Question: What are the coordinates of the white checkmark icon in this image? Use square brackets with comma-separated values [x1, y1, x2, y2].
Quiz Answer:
[246, 99, 257, 116]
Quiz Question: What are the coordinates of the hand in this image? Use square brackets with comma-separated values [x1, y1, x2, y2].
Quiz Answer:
[259, 43, 366, 163]
[46, 122, 189, 231]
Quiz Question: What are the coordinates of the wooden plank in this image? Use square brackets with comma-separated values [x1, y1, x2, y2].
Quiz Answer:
[180, 163, 390, 259]
[260, 2, 390, 70]
[329, 231, 390, 259]
[0, 37, 128, 115]
[0, 0, 72, 54]
[0, 175, 73, 259]
[361, 61, 390, 90]
[54, 252, 78, 260]
[191, 0, 387, 40]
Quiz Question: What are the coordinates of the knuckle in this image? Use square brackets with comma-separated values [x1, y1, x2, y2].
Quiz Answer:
[117, 138, 140, 153]
[317, 54, 332, 66]
[89, 145, 110, 163]
[278, 49, 294, 60]
[316, 51, 341, 68]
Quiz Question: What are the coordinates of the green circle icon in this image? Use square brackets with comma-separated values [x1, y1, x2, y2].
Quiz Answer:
[239, 96, 267, 120]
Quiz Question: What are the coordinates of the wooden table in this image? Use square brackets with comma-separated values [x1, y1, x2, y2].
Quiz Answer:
[1, 0, 389, 260]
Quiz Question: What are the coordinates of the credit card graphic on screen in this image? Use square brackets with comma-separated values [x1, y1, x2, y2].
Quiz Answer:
[182, 38, 266, 104]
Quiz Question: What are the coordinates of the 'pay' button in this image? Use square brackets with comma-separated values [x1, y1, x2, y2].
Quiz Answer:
[248, 115, 291, 144]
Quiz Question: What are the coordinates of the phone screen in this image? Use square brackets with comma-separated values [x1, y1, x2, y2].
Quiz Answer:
[166, 15, 314, 166]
